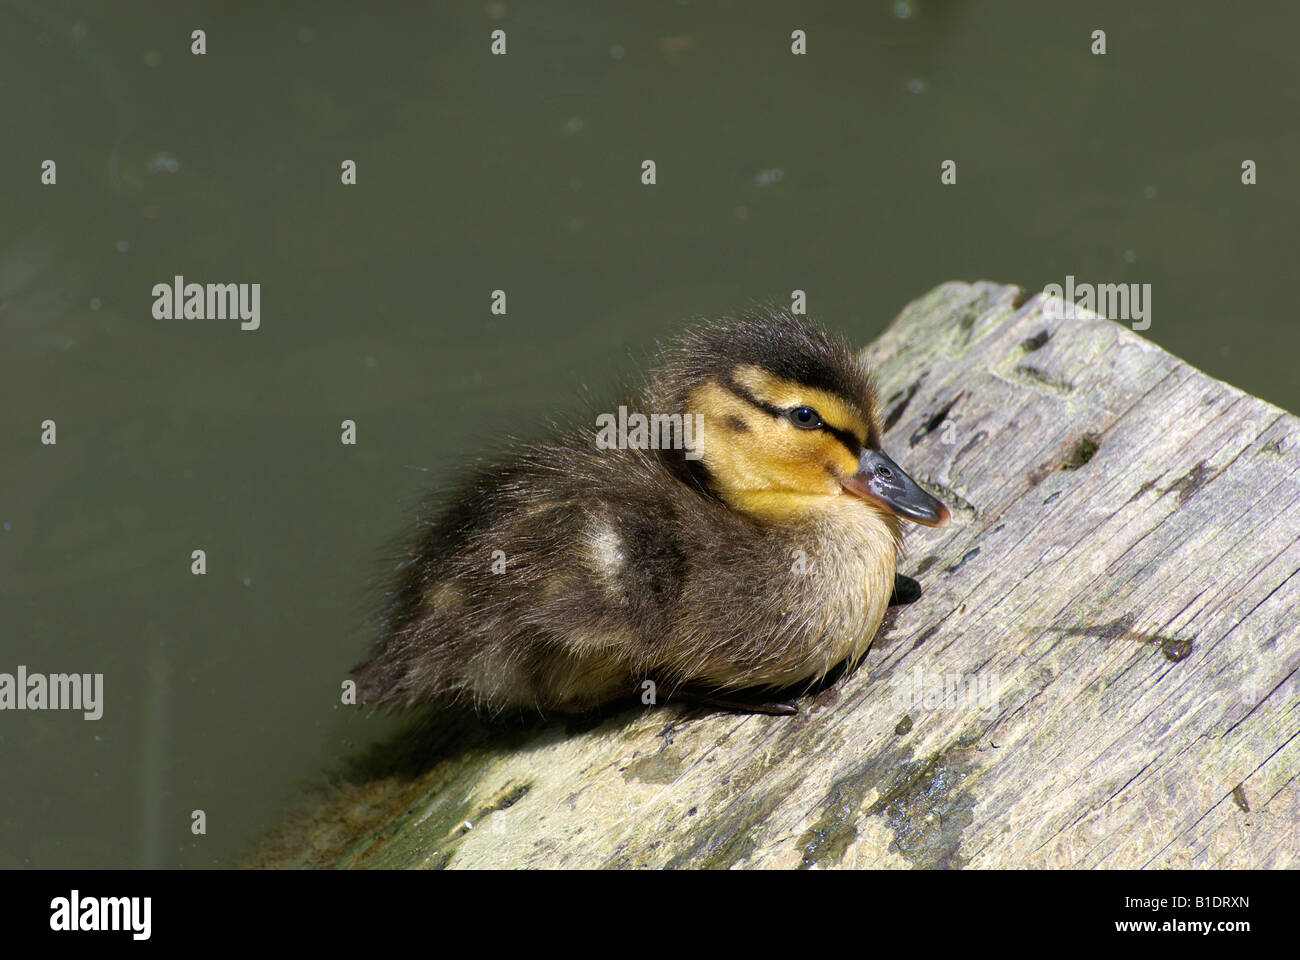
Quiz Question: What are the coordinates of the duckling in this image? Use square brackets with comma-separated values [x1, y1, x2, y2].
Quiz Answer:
[354, 311, 948, 716]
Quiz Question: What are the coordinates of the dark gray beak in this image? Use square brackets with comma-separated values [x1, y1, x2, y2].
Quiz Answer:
[841, 448, 950, 527]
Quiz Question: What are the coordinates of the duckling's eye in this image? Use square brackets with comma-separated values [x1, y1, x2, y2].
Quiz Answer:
[787, 406, 822, 430]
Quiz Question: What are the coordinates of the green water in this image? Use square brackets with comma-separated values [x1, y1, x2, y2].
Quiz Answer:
[2, 1, 1297, 867]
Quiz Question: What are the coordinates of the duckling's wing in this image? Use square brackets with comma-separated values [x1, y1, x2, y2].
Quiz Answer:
[353, 443, 692, 711]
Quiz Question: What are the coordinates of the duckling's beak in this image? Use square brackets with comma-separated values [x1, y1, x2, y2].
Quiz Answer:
[842, 449, 950, 527]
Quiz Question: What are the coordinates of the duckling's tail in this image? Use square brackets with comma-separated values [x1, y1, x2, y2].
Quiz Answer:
[351, 641, 424, 709]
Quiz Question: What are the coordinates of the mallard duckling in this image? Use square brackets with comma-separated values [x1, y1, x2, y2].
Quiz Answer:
[354, 311, 948, 716]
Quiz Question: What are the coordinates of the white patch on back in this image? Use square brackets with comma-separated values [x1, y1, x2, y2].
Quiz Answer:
[587, 520, 625, 578]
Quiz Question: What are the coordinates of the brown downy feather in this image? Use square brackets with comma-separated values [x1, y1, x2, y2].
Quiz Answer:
[353, 310, 935, 715]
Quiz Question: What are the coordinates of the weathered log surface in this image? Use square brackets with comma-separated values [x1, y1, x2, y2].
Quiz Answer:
[253, 281, 1299, 869]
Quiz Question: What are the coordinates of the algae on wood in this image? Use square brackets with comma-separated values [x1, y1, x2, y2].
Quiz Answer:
[251, 281, 1299, 869]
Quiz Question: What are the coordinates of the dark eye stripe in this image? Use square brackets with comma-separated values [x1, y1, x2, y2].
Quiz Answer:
[723, 378, 863, 456]
[822, 422, 862, 457]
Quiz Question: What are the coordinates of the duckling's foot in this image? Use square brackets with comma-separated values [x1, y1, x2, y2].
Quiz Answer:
[890, 573, 922, 606]
[669, 689, 800, 716]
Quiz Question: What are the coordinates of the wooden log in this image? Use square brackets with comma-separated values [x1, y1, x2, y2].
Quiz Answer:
[249, 281, 1299, 869]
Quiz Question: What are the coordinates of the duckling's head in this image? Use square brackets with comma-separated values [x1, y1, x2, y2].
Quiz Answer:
[649, 311, 949, 527]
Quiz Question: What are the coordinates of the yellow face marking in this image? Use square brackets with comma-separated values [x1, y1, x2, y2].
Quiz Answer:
[685, 373, 874, 521]
[731, 365, 870, 445]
